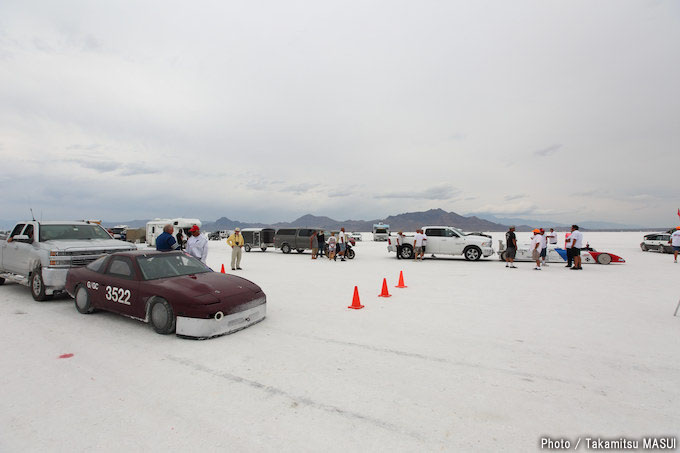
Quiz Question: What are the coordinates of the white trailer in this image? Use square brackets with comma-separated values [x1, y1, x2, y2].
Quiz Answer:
[146, 218, 202, 247]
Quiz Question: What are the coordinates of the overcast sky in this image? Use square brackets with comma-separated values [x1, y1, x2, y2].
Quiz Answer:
[0, 0, 678, 227]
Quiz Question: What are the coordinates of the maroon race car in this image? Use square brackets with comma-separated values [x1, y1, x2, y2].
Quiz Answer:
[65, 250, 266, 339]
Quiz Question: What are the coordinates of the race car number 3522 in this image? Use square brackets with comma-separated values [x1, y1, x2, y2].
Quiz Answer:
[105, 286, 131, 305]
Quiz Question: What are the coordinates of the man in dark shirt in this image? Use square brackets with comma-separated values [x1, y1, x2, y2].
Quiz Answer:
[505, 225, 517, 268]
[316, 231, 325, 259]
[156, 224, 180, 251]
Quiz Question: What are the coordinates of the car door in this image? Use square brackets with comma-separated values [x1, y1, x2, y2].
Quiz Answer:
[101, 256, 140, 317]
[448, 229, 466, 255]
[424, 228, 444, 253]
[297, 229, 312, 249]
[2, 224, 26, 273]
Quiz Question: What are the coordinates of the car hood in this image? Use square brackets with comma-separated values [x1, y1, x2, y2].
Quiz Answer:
[145, 272, 262, 301]
[43, 239, 137, 252]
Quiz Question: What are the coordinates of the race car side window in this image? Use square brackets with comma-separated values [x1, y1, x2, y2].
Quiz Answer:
[106, 257, 135, 280]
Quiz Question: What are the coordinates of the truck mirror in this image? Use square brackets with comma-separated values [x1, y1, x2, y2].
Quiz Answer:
[12, 234, 30, 243]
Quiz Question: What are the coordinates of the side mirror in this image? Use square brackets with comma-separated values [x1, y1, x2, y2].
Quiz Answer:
[12, 234, 31, 243]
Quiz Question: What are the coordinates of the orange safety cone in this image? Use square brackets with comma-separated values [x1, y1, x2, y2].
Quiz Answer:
[348, 286, 364, 309]
[378, 278, 392, 297]
[220, 264, 225, 274]
[395, 270, 407, 288]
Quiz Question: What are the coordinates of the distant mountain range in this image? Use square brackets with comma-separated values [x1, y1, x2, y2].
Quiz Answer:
[468, 213, 645, 231]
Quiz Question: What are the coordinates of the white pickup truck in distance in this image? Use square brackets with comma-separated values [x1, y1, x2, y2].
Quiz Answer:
[0, 221, 136, 300]
[387, 226, 494, 260]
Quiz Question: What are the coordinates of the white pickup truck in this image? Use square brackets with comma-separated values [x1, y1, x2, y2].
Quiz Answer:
[387, 226, 494, 260]
[0, 221, 136, 300]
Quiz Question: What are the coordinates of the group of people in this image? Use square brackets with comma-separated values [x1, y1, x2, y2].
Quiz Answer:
[309, 228, 350, 261]
[393, 230, 428, 260]
[504, 225, 584, 270]
[155, 224, 245, 270]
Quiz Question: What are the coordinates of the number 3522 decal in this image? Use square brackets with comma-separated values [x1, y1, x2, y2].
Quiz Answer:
[105, 286, 131, 305]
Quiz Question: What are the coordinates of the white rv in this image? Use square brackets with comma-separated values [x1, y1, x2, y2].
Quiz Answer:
[372, 223, 390, 241]
[146, 218, 202, 247]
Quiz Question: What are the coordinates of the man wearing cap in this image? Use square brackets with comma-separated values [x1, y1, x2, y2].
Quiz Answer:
[185, 225, 209, 264]
[505, 226, 517, 268]
[670, 226, 680, 263]
[156, 224, 180, 251]
[530, 229, 543, 270]
[227, 228, 245, 270]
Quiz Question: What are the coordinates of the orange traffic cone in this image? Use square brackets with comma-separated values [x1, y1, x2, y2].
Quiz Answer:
[220, 264, 225, 273]
[348, 286, 364, 309]
[395, 271, 407, 288]
[378, 278, 392, 297]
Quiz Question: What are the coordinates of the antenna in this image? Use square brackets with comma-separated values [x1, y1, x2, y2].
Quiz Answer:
[30, 208, 36, 221]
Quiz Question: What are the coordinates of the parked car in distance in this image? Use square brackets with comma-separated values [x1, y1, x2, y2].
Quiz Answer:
[65, 250, 266, 339]
[350, 232, 363, 242]
[275, 228, 319, 254]
[241, 228, 275, 252]
[387, 226, 494, 260]
[640, 232, 673, 253]
[208, 231, 221, 241]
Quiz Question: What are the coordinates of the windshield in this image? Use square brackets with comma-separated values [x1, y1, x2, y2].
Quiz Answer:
[136, 253, 211, 280]
[375, 229, 388, 234]
[40, 224, 113, 241]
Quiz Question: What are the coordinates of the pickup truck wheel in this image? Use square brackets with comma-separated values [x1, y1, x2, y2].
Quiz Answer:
[463, 246, 482, 261]
[75, 285, 95, 314]
[260, 246, 267, 252]
[281, 244, 291, 254]
[30, 269, 52, 301]
[244, 244, 251, 252]
[297, 249, 304, 254]
[149, 298, 176, 335]
[400, 245, 413, 259]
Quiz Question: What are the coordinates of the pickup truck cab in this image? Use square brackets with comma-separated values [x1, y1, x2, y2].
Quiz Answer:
[0, 221, 136, 300]
[387, 226, 494, 260]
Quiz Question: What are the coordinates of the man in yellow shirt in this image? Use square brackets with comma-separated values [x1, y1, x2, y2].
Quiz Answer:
[226, 228, 245, 270]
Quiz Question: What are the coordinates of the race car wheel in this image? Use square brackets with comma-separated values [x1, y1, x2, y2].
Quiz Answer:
[281, 244, 291, 254]
[297, 249, 304, 254]
[463, 246, 482, 261]
[261, 247, 267, 252]
[346, 248, 355, 259]
[30, 268, 51, 301]
[399, 245, 414, 259]
[244, 244, 251, 252]
[500, 251, 507, 261]
[149, 298, 176, 335]
[75, 285, 95, 314]
[596, 253, 612, 265]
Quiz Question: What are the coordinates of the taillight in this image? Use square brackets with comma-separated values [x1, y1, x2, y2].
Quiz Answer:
[388, 238, 391, 245]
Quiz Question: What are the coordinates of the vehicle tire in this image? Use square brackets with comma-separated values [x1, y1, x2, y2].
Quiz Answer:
[400, 245, 413, 259]
[596, 253, 611, 265]
[281, 244, 291, 254]
[149, 298, 176, 335]
[261, 247, 267, 252]
[244, 244, 251, 252]
[640, 244, 648, 251]
[346, 248, 355, 259]
[0, 277, 4, 285]
[30, 268, 52, 301]
[297, 249, 304, 254]
[663, 245, 673, 254]
[74, 284, 94, 314]
[463, 246, 482, 261]
[500, 251, 507, 261]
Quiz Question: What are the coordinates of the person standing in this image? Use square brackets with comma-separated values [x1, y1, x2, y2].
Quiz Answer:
[185, 224, 209, 264]
[327, 232, 337, 261]
[545, 228, 557, 246]
[317, 230, 325, 258]
[413, 229, 426, 261]
[338, 227, 347, 261]
[156, 224, 180, 251]
[670, 226, 680, 263]
[395, 231, 405, 260]
[568, 225, 584, 270]
[176, 229, 185, 250]
[505, 226, 517, 268]
[531, 229, 543, 270]
[227, 228, 245, 270]
[539, 228, 549, 267]
[310, 230, 319, 260]
[564, 232, 573, 267]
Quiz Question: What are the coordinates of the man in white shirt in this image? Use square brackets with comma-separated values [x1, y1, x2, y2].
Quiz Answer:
[545, 228, 557, 245]
[185, 225, 209, 264]
[530, 229, 543, 270]
[338, 227, 347, 262]
[567, 224, 584, 270]
[670, 226, 680, 263]
[395, 231, 405, 260]
[413, 229, 426, 260]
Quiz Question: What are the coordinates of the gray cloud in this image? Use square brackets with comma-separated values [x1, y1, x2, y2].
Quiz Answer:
[375, 184, 460, 201]
[533, 144, 562, 157]
[503, 194, 527, 202]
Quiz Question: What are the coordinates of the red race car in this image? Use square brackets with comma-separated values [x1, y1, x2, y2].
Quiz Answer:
[65, 250, 266, 339]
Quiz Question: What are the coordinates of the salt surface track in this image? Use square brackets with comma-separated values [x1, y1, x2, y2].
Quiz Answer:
[1, 232, 678, 451]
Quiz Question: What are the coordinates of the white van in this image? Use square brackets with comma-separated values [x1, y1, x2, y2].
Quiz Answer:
[146, 218, 202, 247]
[373, 223, 390, 241]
